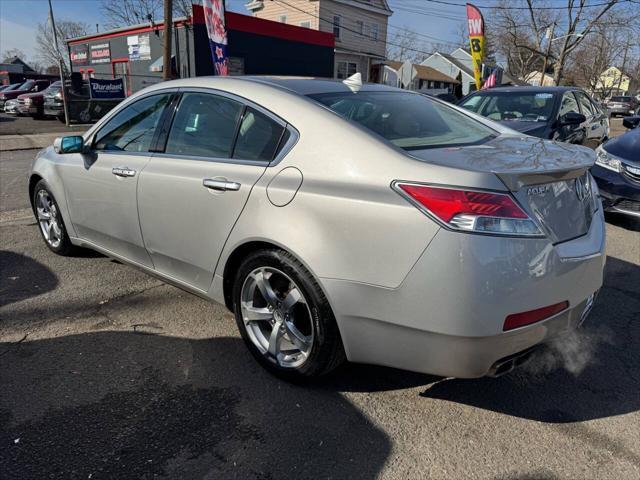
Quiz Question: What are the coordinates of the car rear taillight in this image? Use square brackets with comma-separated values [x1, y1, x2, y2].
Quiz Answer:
[393, 182, 543, 236]
[503, 301, 569, 331]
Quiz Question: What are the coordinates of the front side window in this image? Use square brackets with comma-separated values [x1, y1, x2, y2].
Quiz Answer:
[233, 107, 285, 162]
[559, 92, 580, 117]
[459, 92, 555, 122]
[94, 93, 171, 152]
[576, 91, 595, 117]
[165, 92, 243, 158]
[310, 91, 496, 150]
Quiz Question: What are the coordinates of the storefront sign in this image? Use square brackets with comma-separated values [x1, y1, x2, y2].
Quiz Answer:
[70, 44, 89, 65]
[88, 78, 125, 99]
[127, 34, 151, 61]
[90, 42, 111, 64]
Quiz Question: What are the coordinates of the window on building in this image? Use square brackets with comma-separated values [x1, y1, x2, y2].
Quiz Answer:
[336, 61, 358, 79]
[279, 15, 287, 23]
[356, 20, 364, 35]
[232, 107, 286, 162]
[370, 23, 379, 40]
[333, 15, 341, 39]
[300, 21, 311, 28]
[165, 93, 243, 158]
[94, 94, 171, 152]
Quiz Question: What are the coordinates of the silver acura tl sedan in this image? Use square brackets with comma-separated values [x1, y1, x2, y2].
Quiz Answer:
[28, 77, 605, 380]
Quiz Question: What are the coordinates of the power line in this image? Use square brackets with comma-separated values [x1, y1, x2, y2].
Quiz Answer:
[423, 0, 631, 10]
[270, 0, 451, 59]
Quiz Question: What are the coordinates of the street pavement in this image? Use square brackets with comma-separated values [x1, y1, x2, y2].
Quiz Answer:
[1, 142, 639, 478]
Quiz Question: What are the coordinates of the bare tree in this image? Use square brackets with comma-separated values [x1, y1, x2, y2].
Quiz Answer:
[101, 0, 194, 28]
[386, 28, 429, 63]
[488, 0, 634, 85]
[1, 48, 27, 63]
[35, 20, 89, 73]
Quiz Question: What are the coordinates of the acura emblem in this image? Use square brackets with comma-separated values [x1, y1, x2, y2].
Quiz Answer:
[575, 175, 590, 202]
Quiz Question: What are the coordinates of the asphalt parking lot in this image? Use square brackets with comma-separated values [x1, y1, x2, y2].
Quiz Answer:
[1, 134, 639, 478]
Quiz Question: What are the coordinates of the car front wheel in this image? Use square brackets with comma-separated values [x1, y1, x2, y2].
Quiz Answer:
[32, 180, 75, 255]
[233, 249, 344, 379]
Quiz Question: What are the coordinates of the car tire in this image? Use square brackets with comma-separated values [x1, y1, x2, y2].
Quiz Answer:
[232, 248, 345, 380]
[32, 180, 76, 256]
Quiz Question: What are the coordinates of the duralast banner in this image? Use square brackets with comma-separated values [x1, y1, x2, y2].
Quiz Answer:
[88, 78, 125, 99]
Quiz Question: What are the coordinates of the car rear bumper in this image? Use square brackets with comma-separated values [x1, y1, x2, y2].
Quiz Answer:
[608, 106, 635, 115]
[322, 209, 606, 378]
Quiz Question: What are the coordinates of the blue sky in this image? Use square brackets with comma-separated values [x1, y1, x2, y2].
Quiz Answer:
[1, 0, 468, 63]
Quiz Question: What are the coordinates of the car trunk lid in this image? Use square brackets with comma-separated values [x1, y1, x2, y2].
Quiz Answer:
[407, 135, 598, 243]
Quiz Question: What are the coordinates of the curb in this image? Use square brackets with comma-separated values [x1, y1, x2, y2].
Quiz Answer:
[0, 133, 62, 152]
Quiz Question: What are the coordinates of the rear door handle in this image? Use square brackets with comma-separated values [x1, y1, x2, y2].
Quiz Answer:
[203, 178, 241, 192]
[112, 167, 136, 178]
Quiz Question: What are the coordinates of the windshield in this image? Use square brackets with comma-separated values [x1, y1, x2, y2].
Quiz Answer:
[2, 83, 22, 91]
[611, 96, 632, 102]
[17, 80, 35, 91]
[44, 83, 61, 95]
[308, 91, 496, 150]
[460, 92, 556, 123]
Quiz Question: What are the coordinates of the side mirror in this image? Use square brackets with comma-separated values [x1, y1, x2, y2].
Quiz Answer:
[560, 112, 586, 126]
[53, 136, 85, 154]
[622, 116, 640, 129]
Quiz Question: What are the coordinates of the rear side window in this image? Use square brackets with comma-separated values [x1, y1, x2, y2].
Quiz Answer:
[311, 91, 496, 150]
[232, 107, 285, 161]
[94, 93, 171, 152]
[165, 92, 243, 158]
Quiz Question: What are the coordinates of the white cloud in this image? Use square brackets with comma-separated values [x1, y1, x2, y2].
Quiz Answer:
[0, 17, 38, 61]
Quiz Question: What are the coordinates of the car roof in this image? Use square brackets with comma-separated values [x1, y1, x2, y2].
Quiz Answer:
[468, 86, 584, 95]
[144, 76, 405, 97]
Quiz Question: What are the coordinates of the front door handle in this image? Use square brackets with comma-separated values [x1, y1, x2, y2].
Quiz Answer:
[203, 178, 241, 192]
[112, 167, 136, 178]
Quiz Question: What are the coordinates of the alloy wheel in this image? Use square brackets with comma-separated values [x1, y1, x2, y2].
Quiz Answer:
[240, 267, 314, 368]
[36, 189, 63, 249]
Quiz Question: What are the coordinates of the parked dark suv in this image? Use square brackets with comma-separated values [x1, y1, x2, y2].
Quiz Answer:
[605, 95, 638, 117]
[458, 86, 609, 149]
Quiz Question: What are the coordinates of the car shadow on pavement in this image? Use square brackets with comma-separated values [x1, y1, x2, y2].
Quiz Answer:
[0, 332, 391, 479]
[605, 212, 640, 232]
[0, 251, 58, 308]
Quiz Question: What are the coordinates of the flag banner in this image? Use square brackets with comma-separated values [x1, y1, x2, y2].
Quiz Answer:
[481, 68, 497, 90]
[201, 0, 229, 75]
[466, 3, 485, 91]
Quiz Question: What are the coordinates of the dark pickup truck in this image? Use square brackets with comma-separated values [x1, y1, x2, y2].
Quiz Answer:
[0, 79, 51, 110]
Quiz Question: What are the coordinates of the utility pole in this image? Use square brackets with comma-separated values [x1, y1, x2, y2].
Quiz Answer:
[48, 0, 69, 126]
[163, 0, 173, 81]
[617, 39, 630, 94]
[540, 22, 555, 87]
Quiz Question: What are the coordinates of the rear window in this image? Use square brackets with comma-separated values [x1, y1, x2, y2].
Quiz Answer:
[611, 96, 632, 102]
[309, 91, 496, 150]
[459, 92, 556, 122]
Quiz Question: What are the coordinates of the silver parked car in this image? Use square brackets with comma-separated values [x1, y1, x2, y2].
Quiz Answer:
[28, 77, 605, 379]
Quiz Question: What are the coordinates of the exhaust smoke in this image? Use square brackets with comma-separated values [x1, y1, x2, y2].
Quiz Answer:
[523, 327, 612, 377]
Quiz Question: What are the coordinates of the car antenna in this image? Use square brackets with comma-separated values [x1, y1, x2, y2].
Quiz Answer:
[342, 72, 362, 93]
